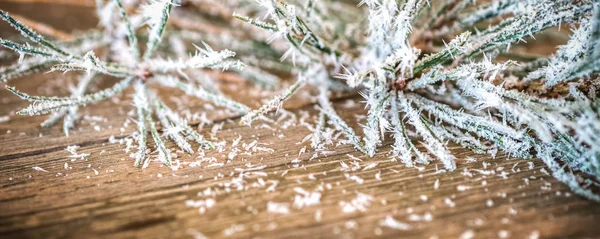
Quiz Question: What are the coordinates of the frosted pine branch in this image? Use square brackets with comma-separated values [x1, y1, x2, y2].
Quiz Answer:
[240, 76, 306, 125]
[399, 94, 456, 171]
[0, 38, 59, 59]
[7, 77, 133, 116]
[113, 0, 140, 61]
[588, 3, 600, 60]
[142, 0, 174, 59]
[363, 83, 390, 157]
[154, 98, 214, 150]
[133, 80, 149, 167]
[145, 43, 243, 72]
[318, 87, 366, 154]
[63, 73, 98, 136]
[390, 91, 427, 167]
[0, 58, 57, 82]
[0, 0, 251, 168]
[0, 10, 70, 56]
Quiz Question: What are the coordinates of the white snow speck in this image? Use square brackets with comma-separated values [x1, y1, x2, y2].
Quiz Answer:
[379, 216, 411, 230]
[32, 166, 48, 173]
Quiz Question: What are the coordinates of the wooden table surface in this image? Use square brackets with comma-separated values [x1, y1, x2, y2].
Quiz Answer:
[1, 2, 599, 239]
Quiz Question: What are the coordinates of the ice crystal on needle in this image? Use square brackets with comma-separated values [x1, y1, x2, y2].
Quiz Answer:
[1, 0, 600, 200]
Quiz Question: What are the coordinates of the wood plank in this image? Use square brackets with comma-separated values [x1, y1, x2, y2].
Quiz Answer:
[1, 96, 600, 238]
[0, 2, 599, 239]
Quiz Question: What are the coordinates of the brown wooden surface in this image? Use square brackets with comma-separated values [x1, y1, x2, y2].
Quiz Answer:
[1, 2, 600, 239]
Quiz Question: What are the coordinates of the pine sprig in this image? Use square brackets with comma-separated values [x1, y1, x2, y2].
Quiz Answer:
[240, 76, 306, 125]
[6, 77, 134, 115]
[0, 38, 58, 59]
[113, 0, 140, 61]
[0, 0, 250, 167]
[0, 59, 57, 82]
[0, 10, 70, 56]
[318, 86, 366, 154]
[146, 43, 243, 72]
[142, 0, 175, 59]
[133, 81, 149, 167]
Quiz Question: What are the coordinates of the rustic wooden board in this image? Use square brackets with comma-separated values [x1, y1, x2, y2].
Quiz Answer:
[1, 2, 600, 239]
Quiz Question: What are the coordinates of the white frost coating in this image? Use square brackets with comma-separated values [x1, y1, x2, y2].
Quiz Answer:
[399, 95, 456, 171]
[146, 43, 243, 72]
[141, 0, 174, 58]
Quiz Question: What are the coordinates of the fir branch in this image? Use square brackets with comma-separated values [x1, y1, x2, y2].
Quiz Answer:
[155, 98, 214, 150]
[152, 96, 193, 154]
[408, 93, 533, 159]
[392, 0, 426, 49]
[0, 10, 70, 56]
[433, 0, 517, 36]
[413, 32, 471, 75]
[142, 0, 175, 60]
[587, 2, 600, 60]
[147, 110, 172, 165]
[467, 1, 592, 58]
[0, 38, 58, 59]
[7, 76, 133, 115]
[133, 80, 149, 167]
[399, 94, 456, 171]
[240, 76, 306, 125]
[390, 91, 433, 166]
[51, 51, 133, 77]
[146, 43, 243, 72]
[233, 13, 278, 32]
[250, 0, 342, 57]
[113, 0, 140, 61]
[525, 16, 597, 86]
[63, 73, 98, 136]
[363, 84, 390, 157]
[311, 111, 327, 149]
[0, 58, 57, 82]
[318, 87, 365, 154]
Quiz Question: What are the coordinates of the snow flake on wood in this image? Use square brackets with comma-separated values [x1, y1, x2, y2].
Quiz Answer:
[379, 216, 411, 231]
[340, 192, 374, 213]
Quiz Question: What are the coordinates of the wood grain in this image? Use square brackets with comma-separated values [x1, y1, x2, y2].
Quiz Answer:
[0, 2, 599, 239]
